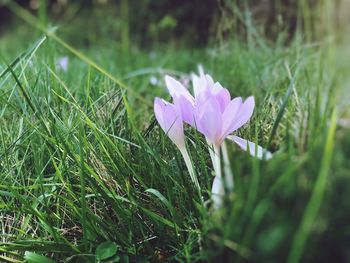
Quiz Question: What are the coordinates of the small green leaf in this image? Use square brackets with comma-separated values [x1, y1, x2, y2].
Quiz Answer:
[96, 242, 118, 260]
[24, 252, 56, 263]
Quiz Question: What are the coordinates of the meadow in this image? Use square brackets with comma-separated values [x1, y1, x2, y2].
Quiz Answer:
[1, 1, 350, 262]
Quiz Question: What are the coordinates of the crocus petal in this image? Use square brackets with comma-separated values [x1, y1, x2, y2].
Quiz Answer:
[154, 98, 185, 148]
[227, 135, 272, 160]
[195, 97, 222, 144]
[212, 82, 224, 94]
[192, 73, 204, 99]
[174, 95, 195, 126]
[198, 64, 205, 77]
[165, 75, 194, 104]
[220, 97, 243, 139]
[215, 88, 231, 113]
[205, 74, 215, 88]
[192, 73, 212, 100]
[154, 98, 165, 127]
[211, 176, 224, 209]
[227, 96, 255, 133]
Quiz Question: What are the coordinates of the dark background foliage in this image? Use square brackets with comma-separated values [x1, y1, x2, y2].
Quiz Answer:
[1, 0, 349, 47]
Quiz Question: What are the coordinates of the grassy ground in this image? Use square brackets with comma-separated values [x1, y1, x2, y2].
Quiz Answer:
[1, 3, 350, 263]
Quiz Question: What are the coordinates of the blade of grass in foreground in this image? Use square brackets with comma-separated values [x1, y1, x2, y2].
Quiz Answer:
[78, 124, 88, 251]
[287, 108, 338, 263]
[267, 62, 296, 148]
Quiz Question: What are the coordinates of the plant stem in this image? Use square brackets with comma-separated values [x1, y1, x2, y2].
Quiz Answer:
[222, 141, 234, 190]
[213, 144, 222, 179]
[206, 140, 222, 178]
[208, 143, 224, 209]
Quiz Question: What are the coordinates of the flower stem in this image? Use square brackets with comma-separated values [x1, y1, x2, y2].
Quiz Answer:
[206, 140, 221, 178]
[222, 141, 234, 190]
[213, 144, 222, 179]
[180, 147, 201, 192]
[208, 143, 225, 209]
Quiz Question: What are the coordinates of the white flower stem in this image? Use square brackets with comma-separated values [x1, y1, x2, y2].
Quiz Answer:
[221, 141, 234, 190]
[208, 143, 215, 170]
[213, 144, 222, 179]
[207, 142, 225, 209]
[206, 140, 221, 178]
[179, 147, 201, 192]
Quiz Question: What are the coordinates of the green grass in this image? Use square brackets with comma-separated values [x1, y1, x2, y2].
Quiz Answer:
[1, 3, 350, 263]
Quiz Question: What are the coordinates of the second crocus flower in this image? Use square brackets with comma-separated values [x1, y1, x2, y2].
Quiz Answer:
[154, 98, 200, 191]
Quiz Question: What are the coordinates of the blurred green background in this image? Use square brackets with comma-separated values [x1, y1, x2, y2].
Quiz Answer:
[1, 0, 349, 49]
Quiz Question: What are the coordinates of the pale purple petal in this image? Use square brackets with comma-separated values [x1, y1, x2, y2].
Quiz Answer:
[154, 97, 166, 129]
[205, 74, 215, 88]
[174, 95, 195, 126]
[192, 73, 203, 98]
[212, 82, 224, 94]
[195, 88, 211, 105]
[198, 64, 205, 77]
[165, 75, 194, 104]
[192, 72, 211, 100]
[194, 97, 222, 144]
[154, 98, 185, 148]
[227, 135, 272, 160]
[193, 72, 214, 98]
[220, 97, 243, 139]
[227, 96, 255, 133]
[215, 88, 231, 112]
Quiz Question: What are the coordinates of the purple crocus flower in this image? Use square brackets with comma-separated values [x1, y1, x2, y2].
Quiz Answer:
[165, 73, 269, 159]
[164, 70, 272, 208]
[154, 98, 200, 190]
[154, 98, 185, 148]
[155, 69, 272, 208]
